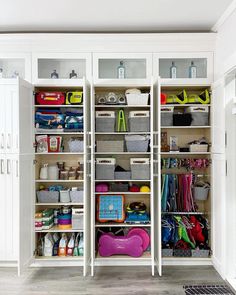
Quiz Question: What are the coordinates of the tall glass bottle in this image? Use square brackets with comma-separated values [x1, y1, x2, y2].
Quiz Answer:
[117, 61, 126, 79]
[189, 61, 197, 78]
[170, 61, 177, 79]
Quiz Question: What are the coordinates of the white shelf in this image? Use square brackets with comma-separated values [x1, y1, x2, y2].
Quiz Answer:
[95, 152, 151, 155]
[94, 192, 151, 195]
[35, 226, 84, 233]
[36, 203, 84, 206]
[35, 256, 84, 261]
[35, 105, 83, 108]
[161, 152, 211, 155]
[35, 152, 84, 155]
[161, 126, 211, 129]
[95, 223, 151, 227]
[34, 79, 84, 87]
[35, 179, 84, 183]
[160, 78, 211, 86]
[95, 179, 150, 182]
[95, 132, 151, 135]
[96, 252, 151, 260]
[95, 105, 150, 108]
[162, 212, 205, 215]
[35, 131, 84, 135]
[161, 104, 211, 107]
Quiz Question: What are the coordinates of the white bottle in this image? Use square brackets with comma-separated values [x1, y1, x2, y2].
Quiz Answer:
[170, 62, 177, 79]
[117, 61, 125, 79]
[0, 68, 3, 78]
[48, 164, 59, 180]
[39, 164, 48, 180]
[189, 61, 197, 78]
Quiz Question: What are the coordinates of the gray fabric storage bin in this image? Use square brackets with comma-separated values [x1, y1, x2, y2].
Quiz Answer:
[191, 249, 210, 258]
[125, 135, 150, 152]
[97, 140, 124, 152]
[186, 106, 209, 126]
[96, 111, 116, 132]
[115, 171, 131, 180]
[130, 158, 150, 180]
[110, 183, 129, 192]
[96, 158, 116, 180]
[70, 190, 84, 203]
[129, 111, 150, 132]
[37, 191, 59, 203]
[161, 106, 174, 126]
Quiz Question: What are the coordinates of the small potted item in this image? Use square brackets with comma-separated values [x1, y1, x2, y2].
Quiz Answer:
[69, 70, 78, 79]
[51, 70, 59, 79]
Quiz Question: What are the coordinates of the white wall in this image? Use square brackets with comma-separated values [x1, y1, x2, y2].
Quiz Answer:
[215, 8, 236, 79]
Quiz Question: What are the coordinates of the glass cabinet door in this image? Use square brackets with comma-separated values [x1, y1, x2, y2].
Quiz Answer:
[93, 53, 152, 84]
[154, 53, 213, 85]
[32, 53, 91, 84]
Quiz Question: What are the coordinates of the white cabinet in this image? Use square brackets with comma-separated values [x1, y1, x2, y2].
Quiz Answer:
[93, 53, 152, 85]
[0, 79, 34, 273]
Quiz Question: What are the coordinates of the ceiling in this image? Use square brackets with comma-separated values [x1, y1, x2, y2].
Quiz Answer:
[0, 0, 233, 32]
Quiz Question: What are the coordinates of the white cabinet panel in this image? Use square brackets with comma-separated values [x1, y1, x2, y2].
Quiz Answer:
[211, 153, 226, 278]
[18, 154, 34, 275]
[0, 155, 6, 260]
[0, 86, 6, 154]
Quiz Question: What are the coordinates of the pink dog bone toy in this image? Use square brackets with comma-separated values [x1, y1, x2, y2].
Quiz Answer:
[98, 234, 144, 257]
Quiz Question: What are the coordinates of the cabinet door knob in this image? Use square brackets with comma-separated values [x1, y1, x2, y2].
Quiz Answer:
[0, 159, 4, 174]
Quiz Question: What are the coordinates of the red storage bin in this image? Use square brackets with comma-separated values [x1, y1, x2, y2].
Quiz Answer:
[36, 92, 65, 105]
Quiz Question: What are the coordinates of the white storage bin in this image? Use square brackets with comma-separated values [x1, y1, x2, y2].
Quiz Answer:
[72, 208, 84, 230]
[37, 191, 59, 203]
[126, 93, 149, 105]
[189, 144, 208, 153]
[186, 106, 209, 126]
[96, 111, 116, 132]
[161, 106, 174, 126]
[130, 158, 150, 180]
[96, 140, 124, 152]
[129, 111, 150, 132]
[60, 190, 71, 203]
[96, 158, 116, 180]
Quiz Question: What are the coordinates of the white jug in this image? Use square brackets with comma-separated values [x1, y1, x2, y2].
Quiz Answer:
[48, 164, 59, 180]
[40, 164, 48, 180]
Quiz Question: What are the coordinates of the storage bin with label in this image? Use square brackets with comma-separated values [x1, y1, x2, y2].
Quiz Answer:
[96, 140, 124, 152]
[161, 106, 174, 126]
[72, 208, 84, 230]
[96, 158, 116, 180]
[128, 111, 150, 132]
[96, 111, 116, 132]
[130, 158, 150, 180]
[60, 190, 71, 203]
[70, 189, 84, 203]
[125, 135, 150, 152]
[186, 106, 209, 126]
[191, 249, 210, 258]
[37, 191, 59, 203]
[189, 144, 208, 153]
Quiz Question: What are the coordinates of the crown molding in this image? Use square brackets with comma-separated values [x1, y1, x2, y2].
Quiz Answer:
[212, 0, 236, 32]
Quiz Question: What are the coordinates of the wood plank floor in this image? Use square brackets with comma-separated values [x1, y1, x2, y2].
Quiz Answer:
[0, 266, 224, 295]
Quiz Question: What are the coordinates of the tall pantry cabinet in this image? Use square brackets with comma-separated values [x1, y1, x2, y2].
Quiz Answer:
[0, 78, 34, 274]
[0, 42, 227, 279]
